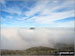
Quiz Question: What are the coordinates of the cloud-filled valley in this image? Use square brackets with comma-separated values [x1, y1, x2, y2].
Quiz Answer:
[0, 28, 74, 50]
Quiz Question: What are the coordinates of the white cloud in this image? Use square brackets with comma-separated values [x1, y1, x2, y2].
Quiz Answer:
[25, 0, 49, 16]
[28, 11, 74, 24]
[1, 28, 74, 50]
[25, 0, 74, 25]
[1, 0, 75, 27]
[3, 7, 22, 15]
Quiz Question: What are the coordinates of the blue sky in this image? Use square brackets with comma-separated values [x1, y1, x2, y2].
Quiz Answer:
[0, 0, 75, 28]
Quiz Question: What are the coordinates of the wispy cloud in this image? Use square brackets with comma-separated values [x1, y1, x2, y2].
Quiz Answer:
[0, 0, 5, 4]
[1, 0, 75, 27]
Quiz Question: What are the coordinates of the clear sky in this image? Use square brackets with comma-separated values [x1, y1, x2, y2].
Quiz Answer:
[1, 0, 75, 28]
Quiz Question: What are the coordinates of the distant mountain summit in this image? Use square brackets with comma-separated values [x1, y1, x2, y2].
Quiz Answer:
[30, 27, 35, 30]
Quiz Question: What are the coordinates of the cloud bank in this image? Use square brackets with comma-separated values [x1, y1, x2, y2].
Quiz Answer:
[1, 28, 74, 50]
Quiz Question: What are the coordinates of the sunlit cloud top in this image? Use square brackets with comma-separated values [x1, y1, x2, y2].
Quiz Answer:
[1, 0, 75, 27]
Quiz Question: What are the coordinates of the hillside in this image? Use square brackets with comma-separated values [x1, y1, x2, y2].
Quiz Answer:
[1, 46, 56, 55]
[24, 46, 56, 55]
[1, 46, 74, 55]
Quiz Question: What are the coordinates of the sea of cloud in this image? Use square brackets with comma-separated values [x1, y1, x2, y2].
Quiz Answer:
[0, 28, 74, 50]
